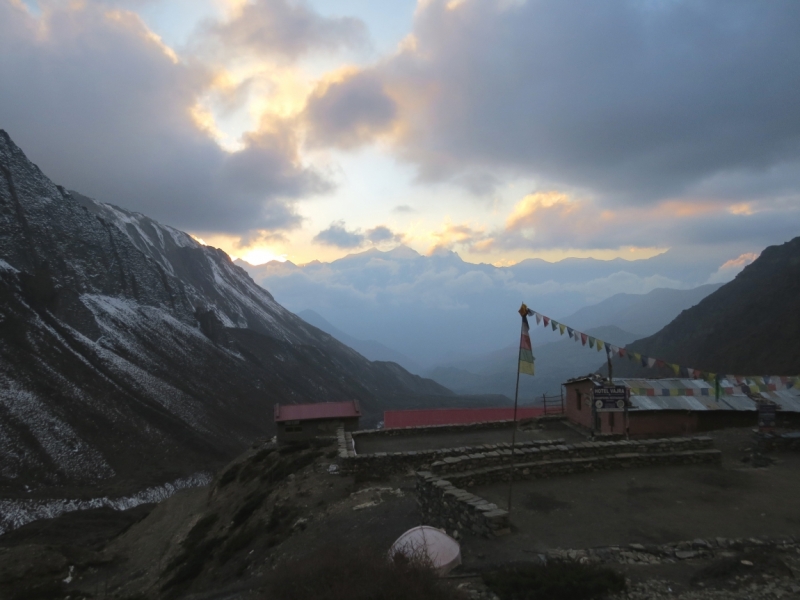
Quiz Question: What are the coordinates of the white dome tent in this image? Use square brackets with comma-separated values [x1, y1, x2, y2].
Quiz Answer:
[390, 526, 462, 575]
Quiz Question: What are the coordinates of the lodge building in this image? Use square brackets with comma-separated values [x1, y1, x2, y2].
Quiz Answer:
[274, 400, 361, 443]
[563, 375, 800, 437]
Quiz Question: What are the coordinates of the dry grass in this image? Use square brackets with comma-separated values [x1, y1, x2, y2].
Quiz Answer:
[265, 543, 465, 600]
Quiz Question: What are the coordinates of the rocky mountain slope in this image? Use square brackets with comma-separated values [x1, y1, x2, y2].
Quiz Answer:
[0, 130, 451, 496]
[611, 237, 800, 377]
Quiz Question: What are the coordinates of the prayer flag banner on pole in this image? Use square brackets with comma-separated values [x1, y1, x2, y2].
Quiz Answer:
[521, 307, 800, 387]
[518, 305, 535, 376]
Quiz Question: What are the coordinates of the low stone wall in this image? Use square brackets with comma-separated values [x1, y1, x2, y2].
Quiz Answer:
[352, 417, 561, 439]
[755, 431, 800, 453]
[429, 436, 715, 475]
[442, 448, 722, 487]
[416, 471, 510, 539]
[538, 535, 799, 566]
[340, 434, 567, 478]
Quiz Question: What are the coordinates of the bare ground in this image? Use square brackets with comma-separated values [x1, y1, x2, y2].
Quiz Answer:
[1, 427, 798, 599]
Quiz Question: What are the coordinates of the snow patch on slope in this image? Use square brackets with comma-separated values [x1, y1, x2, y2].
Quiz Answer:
[0, 471, 212, 536]
[0, 375, 114, 481]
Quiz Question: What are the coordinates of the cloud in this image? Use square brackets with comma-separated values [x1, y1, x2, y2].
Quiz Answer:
[366, 225, 402, 244]
[313, 221, 365, 248]
[0, 1, 330, 234]
[468, 191, 800, 253]
[304, 0, 800, 204]
[706, 252, 760, 284]
[197, 0, 368, 62]
[313, 221, 403, 249]
[392, 204, 415, 214]
[302, 69, 398, 149]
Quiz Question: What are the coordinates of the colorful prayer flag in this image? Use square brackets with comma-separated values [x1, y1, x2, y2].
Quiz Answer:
[519, 313, 535, 376]
[559, 323, 566, 335]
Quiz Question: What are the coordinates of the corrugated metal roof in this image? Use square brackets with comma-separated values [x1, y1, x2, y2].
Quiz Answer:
[616, 378, 800, 413]
[274, 400, 361, 422]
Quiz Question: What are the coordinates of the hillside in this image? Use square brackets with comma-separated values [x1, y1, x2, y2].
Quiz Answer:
[297, 309, 421, 373]
[559, 284, 723, 336]
[611, 237, 800, 377]
[0, 130, 452, 496]
[427, 325, 640, 399]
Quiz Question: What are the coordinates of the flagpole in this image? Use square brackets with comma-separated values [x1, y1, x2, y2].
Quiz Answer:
[507, 312, 525, 514]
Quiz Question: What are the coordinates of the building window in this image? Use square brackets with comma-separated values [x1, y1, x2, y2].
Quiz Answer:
[285, 425, 303, 433]
[609, 411, 615, 429]
[576, 392, 582, 411]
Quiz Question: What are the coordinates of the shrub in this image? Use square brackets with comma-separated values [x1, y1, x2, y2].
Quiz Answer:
[266, 543, 465, 600]
[482, 560, 626, 600]
[231, 491, 268, 528]
[217, 463, 241, 488]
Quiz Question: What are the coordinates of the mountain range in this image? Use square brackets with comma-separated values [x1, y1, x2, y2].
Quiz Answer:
[239, 241, 752, 364]
[0, 130, 464, 496]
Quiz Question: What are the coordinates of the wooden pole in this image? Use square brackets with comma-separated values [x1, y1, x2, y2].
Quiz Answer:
[507, 316, 525, 514]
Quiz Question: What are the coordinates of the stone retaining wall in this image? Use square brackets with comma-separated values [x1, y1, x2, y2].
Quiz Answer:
[341, 436, 568, 478]
[430, 436, 715, 475]
[541, 535, 799, 566]
[442, 448, 722, 487]
[416, 471, 510, 539]
[351, 415, 565, 439]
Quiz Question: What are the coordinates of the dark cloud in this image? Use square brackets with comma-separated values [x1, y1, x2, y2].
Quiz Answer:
[480, 196, 800, 252]
[0, 2, 330, 234]
[313, 221, 403, 248]
[392, 204, 414, 214]
[313, 221, 365, 248]
[366, 225, 403, 244]
[305, 0, 800, 203]
[303, 70, 397, 148]
[198, 0, 368, 61]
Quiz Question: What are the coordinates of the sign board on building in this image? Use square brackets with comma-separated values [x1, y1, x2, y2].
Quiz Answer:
[758, 403, 776, 429]
[594, 385, 628, 411]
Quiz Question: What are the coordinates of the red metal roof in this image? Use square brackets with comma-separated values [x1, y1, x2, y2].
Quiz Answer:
[383, 406, 547, 429]
[274, 400, 361, 423]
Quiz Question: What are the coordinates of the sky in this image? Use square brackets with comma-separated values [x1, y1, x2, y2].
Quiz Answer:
[2, 0, 799, 269]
